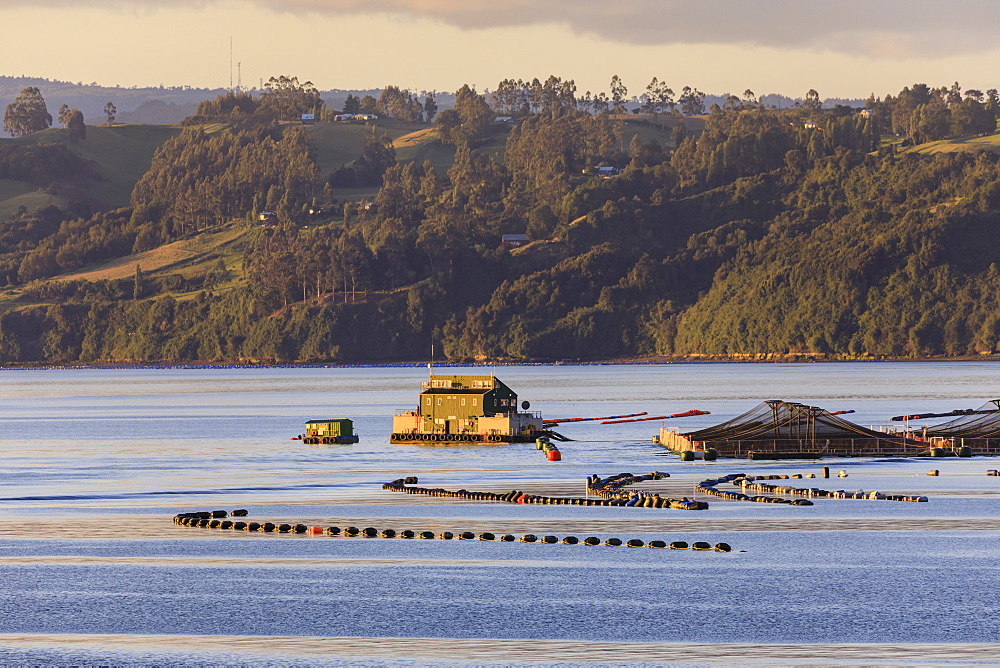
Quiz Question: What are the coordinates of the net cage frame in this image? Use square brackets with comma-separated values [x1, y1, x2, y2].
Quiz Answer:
[681, 400, 909, 444]
[923, 399, 1000, 438]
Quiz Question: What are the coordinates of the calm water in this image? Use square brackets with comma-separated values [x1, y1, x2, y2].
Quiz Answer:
[1, 362, 1000, 665]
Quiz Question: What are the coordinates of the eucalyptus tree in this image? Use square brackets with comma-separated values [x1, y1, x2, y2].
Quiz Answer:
[3, 87, 52, 137]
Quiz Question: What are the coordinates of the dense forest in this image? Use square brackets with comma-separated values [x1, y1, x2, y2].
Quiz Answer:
[2, 75, 1000, 364]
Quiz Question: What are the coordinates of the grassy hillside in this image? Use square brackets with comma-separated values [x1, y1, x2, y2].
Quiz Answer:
[392, 127, 456, 170]
[0, 182, 51, 219]
[0, 221, 252, 312]
[304, 120, 419, 175]
[56, 223, 248, 284]
[0, 124, 180, 215]
[0, 189, 75, 220]
[905, 133, 1000, 155]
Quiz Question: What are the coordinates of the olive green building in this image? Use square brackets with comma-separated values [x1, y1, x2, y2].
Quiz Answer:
[391, 374, 543, 442]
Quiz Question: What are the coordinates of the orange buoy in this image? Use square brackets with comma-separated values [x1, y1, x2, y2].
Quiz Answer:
[309, 526, 323, 535]
[547, 449, 561, 461]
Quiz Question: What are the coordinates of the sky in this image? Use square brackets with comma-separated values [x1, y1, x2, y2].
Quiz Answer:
[4, 0, 1000, 100]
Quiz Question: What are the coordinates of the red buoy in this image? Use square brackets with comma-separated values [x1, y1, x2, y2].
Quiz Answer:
[309, 526, 323, 535]
[547, 449, 562, 461]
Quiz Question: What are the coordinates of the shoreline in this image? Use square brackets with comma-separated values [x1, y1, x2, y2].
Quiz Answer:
[3, 353, 1000, 371]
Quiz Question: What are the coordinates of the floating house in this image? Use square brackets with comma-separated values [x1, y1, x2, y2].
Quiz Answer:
[391, 374, 545, 443]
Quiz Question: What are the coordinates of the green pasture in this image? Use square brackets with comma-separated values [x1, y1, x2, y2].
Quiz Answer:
[905, 133, 1000, 155]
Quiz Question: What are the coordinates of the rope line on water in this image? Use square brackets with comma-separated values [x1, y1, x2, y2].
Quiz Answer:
[170, 509, 735, 552]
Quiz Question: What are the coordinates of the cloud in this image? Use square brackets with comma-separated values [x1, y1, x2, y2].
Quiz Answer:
[14, 0, 1000, 58]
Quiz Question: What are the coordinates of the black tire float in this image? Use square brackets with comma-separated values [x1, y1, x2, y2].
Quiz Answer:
[175, 510, 740, 553]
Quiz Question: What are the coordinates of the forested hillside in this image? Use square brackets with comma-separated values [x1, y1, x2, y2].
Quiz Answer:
[1, 76, 1000, 364]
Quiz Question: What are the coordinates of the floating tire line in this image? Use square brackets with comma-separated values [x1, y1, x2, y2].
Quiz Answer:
[171, 510, 734, 552]
[698, 473, 929, 503]
[382, 473, 709, 511]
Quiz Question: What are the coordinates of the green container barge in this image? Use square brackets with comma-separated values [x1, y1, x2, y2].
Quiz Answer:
[301, 418, 359, 444]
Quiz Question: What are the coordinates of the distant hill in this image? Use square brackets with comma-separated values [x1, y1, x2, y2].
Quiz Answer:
[0, 76, 229, 128]
[1, 76, 457, 134]
[3, 75, 867, 136]
[117, 100, 201, 125]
